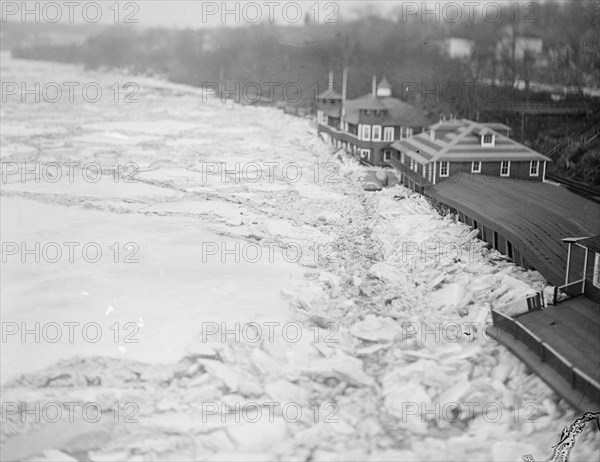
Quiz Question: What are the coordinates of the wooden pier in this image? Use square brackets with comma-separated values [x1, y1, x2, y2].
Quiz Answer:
[487, 296, 600, 412]
[418, 174, 600, 409]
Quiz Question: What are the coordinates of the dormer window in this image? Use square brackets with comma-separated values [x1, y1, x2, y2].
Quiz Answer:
[482, 133, 495, 146]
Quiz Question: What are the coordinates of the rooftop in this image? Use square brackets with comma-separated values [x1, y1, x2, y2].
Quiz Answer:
[317, 86, 342, 101]
[343, 93, 433, 126]
[392, 118, 551, 164]
[577, 235, 600, 254]
[378, 76, 392, 90]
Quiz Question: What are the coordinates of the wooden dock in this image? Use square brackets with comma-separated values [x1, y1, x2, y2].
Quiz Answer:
[426, 176, 600, 286]
[423, 175, 600, 408]
[487, 297, 600, 412]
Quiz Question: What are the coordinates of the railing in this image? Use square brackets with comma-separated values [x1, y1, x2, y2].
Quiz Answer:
[544, 173, 600, 204]
[483, 101, 592, 115]
[545, 121, 600, 159]
[490, 306, 600, 403]
[553, 279, 584, 305]
[493, 292, 545, 318]
[578, 121, 600, 145]
[388, 156, 431, 191]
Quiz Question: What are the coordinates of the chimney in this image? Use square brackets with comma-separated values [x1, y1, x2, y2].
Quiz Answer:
[328, 69, 333, 89]
[430, 129, 436, 140]
[372, 75, 377, 97]
[341, 66, 348, 120]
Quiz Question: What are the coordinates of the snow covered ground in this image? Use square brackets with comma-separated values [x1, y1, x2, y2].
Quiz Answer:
[1, 55, 598, 461]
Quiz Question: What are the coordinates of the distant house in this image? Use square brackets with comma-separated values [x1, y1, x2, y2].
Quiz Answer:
[514, 35, 544, 60]
[436, 37, 474, 60]
[316, 75, 434, 166]
[496, 29, 544, 62]
[389, 118, 551, 191]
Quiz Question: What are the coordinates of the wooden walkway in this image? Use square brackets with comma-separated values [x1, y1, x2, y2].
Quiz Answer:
[427, 176, 600, 286]
[523, 298, 600, 383]
[487, 297, 600, 411]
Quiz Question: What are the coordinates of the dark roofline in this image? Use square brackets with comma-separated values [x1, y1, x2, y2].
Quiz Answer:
[575, 236, 600, 254]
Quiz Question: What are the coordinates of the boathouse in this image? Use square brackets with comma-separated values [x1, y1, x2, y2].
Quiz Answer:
[316, 74, 434, 167]
[390, 118, 552, 192]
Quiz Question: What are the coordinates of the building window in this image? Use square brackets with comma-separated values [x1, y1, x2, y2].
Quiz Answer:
[361, 125, 371, 141]
[360, 149, 370, 160]
[372, 125, 382, 141]
[383, 149, 392, 162]
[500, 161, 510, 177]
[594, 252, 600, 288]
[482, 133, 495, 146]
[471, 161, 481, 173]
[383, 127, 394, 141]
[400, 126, 413, 140]
[440, 161, 449, 177]
[530, 160, 539, 176]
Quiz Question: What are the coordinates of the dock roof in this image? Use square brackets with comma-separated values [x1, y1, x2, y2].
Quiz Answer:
[577, 235, 600, 253]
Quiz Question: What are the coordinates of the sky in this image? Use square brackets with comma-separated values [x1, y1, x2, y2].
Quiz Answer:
[132, 0, 392, 27]
[1, 0, 391, 27]
[1, 0, 562, 29]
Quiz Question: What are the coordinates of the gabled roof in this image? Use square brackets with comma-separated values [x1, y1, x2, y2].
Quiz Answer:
[343, 93, 433, 126]
[317, 86, 342, 101]
[391, 118, 551, 164]
[472, 126, 494, 136]
[481, 122, 512, 132]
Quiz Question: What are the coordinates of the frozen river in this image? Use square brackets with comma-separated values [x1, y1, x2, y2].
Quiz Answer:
[1, 55, 598, 461]
[0, 55, 310, 379]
